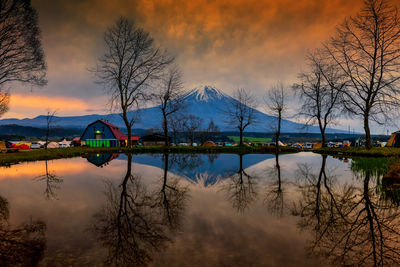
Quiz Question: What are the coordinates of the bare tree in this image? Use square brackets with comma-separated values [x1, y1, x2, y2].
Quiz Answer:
[183, 114, 203, 146]
[294, 51, 344, 147]
[264, 153, 285, 217]
[225, 154, 258, 213]
[293, 157, 400, 266]
[325, 0, 400, 149]
[226, 88, 258, 146]
[199, 119, 220, 145]
[92, 154, 187, 266]
[0, 91, 9, 118]
[0, 0, 47, 117]
[168, 113, 186, 145]
[35, 160, 63, 200]
[152, 67, 185, 146]
[94, 17, 172, 147]
[265, 84, 287, 151]
[45, 109, 57, 149]
[0, 0, 46, 88]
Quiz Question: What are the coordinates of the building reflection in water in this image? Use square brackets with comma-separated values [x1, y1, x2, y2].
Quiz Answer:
[85, 153, 120, 168]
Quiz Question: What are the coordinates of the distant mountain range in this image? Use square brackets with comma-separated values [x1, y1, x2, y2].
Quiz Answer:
[0, 85, 346, 133]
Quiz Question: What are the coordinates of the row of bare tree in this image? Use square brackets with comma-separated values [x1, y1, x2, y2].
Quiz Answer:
[95, 0, 400, 150]
[227, 0, 400, 150]
[1, 0, 400, 150]
[295, 0, 400, 149]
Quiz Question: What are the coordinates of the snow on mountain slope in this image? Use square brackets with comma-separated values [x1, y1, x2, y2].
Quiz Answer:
[0, 85, 345, 133]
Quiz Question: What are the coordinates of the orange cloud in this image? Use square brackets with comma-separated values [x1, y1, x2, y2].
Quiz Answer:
[20, 0, 398, 124]
[10, 94, 89, 111]
[2, 93, 109, 119]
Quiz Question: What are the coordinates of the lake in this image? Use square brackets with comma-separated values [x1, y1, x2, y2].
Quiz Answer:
[0, 152, 398, 266]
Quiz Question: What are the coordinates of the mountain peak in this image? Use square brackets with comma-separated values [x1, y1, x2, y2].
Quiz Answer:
[186, 85, 226, 102]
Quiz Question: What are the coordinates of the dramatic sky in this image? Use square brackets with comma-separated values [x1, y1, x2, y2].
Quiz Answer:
[6, 0, 396, 133]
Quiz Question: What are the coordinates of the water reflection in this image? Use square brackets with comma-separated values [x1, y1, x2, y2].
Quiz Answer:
[4, 152, 400, 265]
[86, 153, 120, 167]
[35, 160, 63, 200]
[293, 155, 400, 266]
[264, 153, 285, 217]
[0, 195, 46, 266]
[225, 154, 258, 213]
[92, 153, 188, 266]
[129, 153, 273, 185]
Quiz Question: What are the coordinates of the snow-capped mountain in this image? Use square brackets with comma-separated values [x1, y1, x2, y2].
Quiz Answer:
[184, 85, 226, 102]
[0, 85, 344, 133]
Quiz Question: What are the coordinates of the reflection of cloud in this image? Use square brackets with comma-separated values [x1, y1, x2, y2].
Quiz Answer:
[0, 160, 87, 178]
[190, 173, 222, 188]
[152, 186, 321, 266]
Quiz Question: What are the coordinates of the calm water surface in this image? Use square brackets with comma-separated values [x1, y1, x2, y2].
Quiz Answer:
[0, 152, 397, 266]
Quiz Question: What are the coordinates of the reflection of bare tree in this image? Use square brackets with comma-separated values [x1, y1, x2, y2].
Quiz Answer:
[206, 153, 219, 164]
[0, 195, 46, 266]
[169, 153, 202, 171]
[293, 156, 400, 266]
[92, 154, 187, 266]
[264, 153, 284, 217]
[225, 154, 257, 213]
[155, 153, 188, 230]
[35, 160, 63, 200]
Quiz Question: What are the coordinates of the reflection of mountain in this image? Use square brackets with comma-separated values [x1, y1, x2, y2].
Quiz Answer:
[86, 154, 119, 167]
[118, 153, 274, 184]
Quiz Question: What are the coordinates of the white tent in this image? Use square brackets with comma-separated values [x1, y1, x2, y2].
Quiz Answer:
[58, 139, 71, 148]
[37, 141, 46, 146]
[278, 141, 286, 147]
[46, 142, 59, 149]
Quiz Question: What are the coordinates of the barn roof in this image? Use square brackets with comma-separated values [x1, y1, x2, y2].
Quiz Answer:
[81, 120, 140, 141]
[99, 120, 125, 140]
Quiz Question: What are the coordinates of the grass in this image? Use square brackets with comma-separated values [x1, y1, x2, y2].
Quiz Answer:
[0, 145, 299, 165]
[227, 136, 272, 143]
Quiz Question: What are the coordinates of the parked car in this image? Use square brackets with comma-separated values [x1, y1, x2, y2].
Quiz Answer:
[304, 143, 313, 149]
[30, 142, 41, 149]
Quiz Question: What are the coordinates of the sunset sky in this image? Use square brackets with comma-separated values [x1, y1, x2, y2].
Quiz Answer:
[6, 0, 396, 133]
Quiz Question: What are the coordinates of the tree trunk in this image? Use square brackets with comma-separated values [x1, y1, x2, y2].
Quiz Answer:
[45, 127, 49, 150]
[163, 112, 169, 146]
[163, 153, 169, 187]
[122, 112, 132, 148]
[364, 114, 371, 149]
[127, 125, 132, 148]
[276, 111, 281, 153]
[239, 129, 243, 146]
[275, 153, 281, 193]
[173, 132, 177, 146]
[320, 126, 327, 148]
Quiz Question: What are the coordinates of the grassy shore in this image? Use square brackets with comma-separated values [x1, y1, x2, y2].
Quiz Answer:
[314, 147, 400, 157]
[0, 145, 300, 165]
